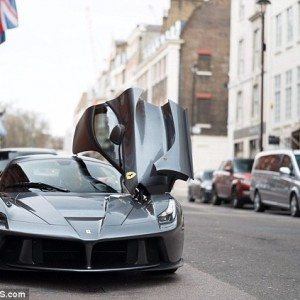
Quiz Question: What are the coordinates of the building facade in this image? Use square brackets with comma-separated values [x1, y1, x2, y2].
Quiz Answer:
[72, 0, 231, 170]
[228, 0, 300, 158]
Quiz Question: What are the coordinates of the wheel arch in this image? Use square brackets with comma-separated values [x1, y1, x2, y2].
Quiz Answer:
[289, 188, 299, 204]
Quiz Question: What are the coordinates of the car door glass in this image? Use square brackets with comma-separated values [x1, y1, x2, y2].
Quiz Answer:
[223, 161, 232, 172]
[94, 106, 120, 166]
[281, 155, 293, 173]
[267, 155, 281, 172]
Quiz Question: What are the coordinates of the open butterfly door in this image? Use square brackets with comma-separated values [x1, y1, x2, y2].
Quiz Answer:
[73, 88, 193, 196]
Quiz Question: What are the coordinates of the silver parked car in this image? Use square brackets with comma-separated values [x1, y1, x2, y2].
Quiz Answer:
[188, 170, 214, 203]
[250, 150, 300, 217]
[0, 147, 57, 172]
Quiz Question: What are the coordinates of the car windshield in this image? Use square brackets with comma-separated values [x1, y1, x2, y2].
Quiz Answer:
[0, 157, 121, 193]
[202, 171, 213, 180]
[295, 155, 300, 170]
[233, 159, 254, 173]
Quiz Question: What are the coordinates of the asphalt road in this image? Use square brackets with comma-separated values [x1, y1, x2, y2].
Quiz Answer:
[0, 189, 299, 300]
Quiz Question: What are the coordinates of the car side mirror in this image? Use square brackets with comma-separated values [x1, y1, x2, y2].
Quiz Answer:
[279, 167, 291, 176]
[109, 124, 125, 145]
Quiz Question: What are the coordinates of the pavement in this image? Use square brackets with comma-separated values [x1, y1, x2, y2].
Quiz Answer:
[0, 182, 299, 299]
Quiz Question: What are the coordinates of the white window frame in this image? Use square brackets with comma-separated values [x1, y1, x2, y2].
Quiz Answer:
[285, 70, 293, 120]
[239, 0, 245, 21]
[274, 75, 281, 123]
[236, 91, 243, 124]
[252, 84, 259, 118]
[287, 6, 294, 43]
[297, 67, 300, 117]
[298, 2, 300, 38]
[238, 39, 245, 76]
[275, 13, 282, 48]
[253, 29, 260, 70]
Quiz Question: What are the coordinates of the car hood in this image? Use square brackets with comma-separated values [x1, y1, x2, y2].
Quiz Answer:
[72, 88, 193, 196]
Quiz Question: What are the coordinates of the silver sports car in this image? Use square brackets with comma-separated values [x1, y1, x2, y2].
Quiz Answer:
[0, 88, 193, 273]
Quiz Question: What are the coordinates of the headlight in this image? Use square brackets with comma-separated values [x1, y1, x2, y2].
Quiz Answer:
[158, 199, 176, 224]
[0, 212, 8, 229]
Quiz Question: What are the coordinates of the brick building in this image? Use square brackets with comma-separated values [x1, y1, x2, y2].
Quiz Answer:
[179, 0, 230, 136]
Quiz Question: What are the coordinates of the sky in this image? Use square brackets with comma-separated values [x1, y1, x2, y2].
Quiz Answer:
[0, 0, 170, 137]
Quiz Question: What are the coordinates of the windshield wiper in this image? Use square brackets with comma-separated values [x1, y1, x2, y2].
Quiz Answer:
[5, 182, 70, 193]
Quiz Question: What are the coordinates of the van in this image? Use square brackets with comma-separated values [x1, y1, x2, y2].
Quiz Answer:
[250, 150, 300, 217]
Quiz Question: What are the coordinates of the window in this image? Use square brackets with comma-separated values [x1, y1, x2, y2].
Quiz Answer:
[275, 14, 282, 47]
[281, 155, 292, 170]
[274, 75, 281, 122]
[236, 91, 243, 123]
[249, 139, 259, 158]
[239, 0, 245, 20]
[252, 84, 259, 117]
[253, 29, 260, 70]
[238, 39, 245, 76]
[198, 54, 211, 71]
[223, 160, 233, 171]
[298, 67, 300, 117]
[255, 155, 281, 172]
[287, 7, 294, 43]
[234, 142, 244, 158]
[285, 70, 292, 119]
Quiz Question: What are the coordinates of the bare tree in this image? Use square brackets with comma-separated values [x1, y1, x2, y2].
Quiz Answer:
[2, 107, 50, 148]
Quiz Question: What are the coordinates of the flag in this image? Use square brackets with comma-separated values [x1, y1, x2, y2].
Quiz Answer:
[0, 0, 18, 30]
[0, 31, 5, 44]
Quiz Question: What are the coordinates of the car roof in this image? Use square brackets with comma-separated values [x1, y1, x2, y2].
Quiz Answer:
[254, 149, 300, 159]
[0, 147, 57, 153]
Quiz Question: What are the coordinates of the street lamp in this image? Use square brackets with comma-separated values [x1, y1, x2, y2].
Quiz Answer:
[256, 0, 271, 151]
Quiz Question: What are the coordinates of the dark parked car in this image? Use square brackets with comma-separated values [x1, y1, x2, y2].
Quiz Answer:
[0, 147, 57, 172]
[0, 88, 193, 273]
[211, 158, 254, 208]
[250, 150, 300, 217]
[188, 170, 214, 203]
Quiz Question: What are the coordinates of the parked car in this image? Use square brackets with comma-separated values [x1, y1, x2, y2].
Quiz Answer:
[0, 147, 57, 172]
[211, 158, 254, 208]
[0, 88, 193, 273]
[188, 170, 214, 203]
[250, 150, 300, 217]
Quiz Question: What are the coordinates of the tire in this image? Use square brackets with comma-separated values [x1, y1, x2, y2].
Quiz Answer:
[188, 188, 195, 202]
[211, 187, 221, 205]
[232, 187, 243, 209]
[290, 194, 300, 217]
[200, 189, 209, 203]
[253, 191, 265, 212]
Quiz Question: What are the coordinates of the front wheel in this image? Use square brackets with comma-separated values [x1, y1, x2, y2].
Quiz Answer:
[232, 188, 243, 209]
[290, 194, 300, 217]
[188, 188, 195, 202]
[211, 187, 221, 205]
[253, 191, 265, 212]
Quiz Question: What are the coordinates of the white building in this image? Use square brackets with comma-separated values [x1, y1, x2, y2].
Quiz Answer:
[228, 0, 300, 158]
